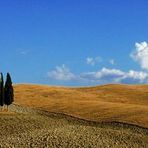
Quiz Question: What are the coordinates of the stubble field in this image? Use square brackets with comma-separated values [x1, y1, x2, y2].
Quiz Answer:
[0, 84, 148, 147]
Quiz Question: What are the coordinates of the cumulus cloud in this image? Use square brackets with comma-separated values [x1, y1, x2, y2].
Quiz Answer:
[47, 41, 148, 85]
[80, 67, 148, 84]
[47, 65, 76, 81]
[86, 56, 102, 66]
[81, 67, 124, 83]
[48, 65, 148, 84]
[131, 41, 148, 70]
[121, 70, 148, 83]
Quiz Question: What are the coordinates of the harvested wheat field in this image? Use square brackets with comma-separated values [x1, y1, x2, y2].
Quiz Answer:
[0, 104, 147, 147]
[14, 84, 148, 128]
[0, 84, 148, 147]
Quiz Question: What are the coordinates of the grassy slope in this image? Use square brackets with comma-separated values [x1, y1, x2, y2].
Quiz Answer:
[0, 105, 147, 147]
[14, 84, 148, 128]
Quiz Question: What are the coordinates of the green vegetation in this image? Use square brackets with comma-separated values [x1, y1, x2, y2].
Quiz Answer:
[0, 73, 4, 109]
[0, 73, 14, 110]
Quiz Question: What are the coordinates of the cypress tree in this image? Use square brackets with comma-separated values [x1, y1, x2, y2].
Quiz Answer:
[0, 73, 4, 110]
[4, 73, 14, 110]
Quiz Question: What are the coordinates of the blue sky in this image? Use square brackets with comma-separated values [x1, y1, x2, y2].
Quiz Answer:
[0, 0, 148, 86]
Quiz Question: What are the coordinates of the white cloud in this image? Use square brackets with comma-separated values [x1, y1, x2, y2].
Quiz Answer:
[122, 70, 148, 83]
[47, 65, 76, 81]
[131, 41, 148, 70]
[86, 56, 102, 66]
[109, 59, 115, 65]
[48, 65, 148, 84]
[80, 67, 148, 84]
[48, 41, 148, 85]
[95, 67, 125, 80]
[81, 67, 124, 83]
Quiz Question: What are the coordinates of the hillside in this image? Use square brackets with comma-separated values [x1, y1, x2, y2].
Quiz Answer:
[0, 104, 147, 147]
[14, 84, 148, 128]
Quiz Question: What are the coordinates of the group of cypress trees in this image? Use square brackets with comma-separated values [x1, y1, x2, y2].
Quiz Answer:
[0, 73, 14, 111]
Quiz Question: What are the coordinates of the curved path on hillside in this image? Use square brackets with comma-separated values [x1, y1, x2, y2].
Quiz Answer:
[0, 104, 147, 147]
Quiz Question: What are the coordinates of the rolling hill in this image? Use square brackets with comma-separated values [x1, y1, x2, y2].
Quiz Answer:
[14, 84, 148, 128]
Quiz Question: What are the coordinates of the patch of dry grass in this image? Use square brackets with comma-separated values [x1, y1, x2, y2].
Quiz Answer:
[0, 105, 147, 147]
[14, 84, 148, 128]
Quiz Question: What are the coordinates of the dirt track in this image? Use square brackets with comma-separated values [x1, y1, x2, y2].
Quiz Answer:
[0, 104, 147, 148]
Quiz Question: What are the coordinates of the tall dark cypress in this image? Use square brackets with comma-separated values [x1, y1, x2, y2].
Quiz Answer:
[4, 73, 14, 109]
[0, 73, 4, 108]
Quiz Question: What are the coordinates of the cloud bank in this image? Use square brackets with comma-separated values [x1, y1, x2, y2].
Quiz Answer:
[48, 66, 148, 84]
[81, 67, 148, 84]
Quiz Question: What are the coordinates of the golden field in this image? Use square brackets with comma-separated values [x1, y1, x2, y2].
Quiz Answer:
[14, 84, 148, 128]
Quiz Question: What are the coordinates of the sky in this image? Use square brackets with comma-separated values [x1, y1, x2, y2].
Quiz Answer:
[0, 0, 148, 86]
